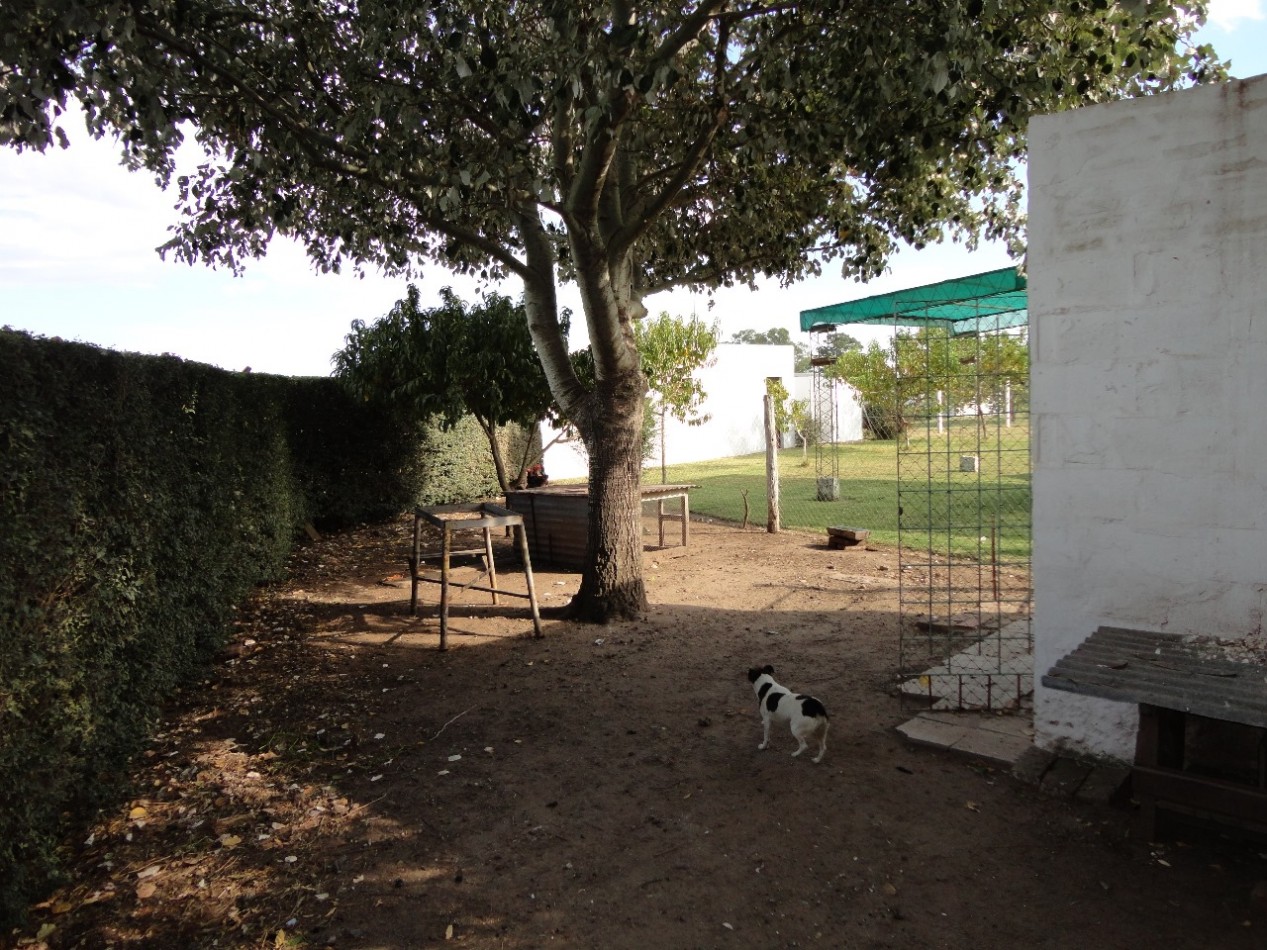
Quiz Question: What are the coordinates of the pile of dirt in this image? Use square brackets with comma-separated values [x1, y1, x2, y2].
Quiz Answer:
[8, 515, 1266, 949]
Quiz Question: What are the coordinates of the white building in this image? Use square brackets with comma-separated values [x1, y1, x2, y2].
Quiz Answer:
[542, 342, 811, 480]
[791, 373, 864, 445]
[1029, 74, 1267, 760]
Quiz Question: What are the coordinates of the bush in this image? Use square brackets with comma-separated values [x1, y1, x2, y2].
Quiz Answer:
[0, 329, 497, 924]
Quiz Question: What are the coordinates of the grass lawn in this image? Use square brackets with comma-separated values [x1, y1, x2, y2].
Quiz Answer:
[644, 420, 1031, 560]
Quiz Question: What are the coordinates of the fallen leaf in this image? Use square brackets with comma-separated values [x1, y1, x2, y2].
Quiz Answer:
[129, 806, 148, 820]
[219, 834, 242, 848]
[965, 801, 980, 812]
[136, 882, 157, 900]
[136, 865, 162, 880]
[445, 923, 455, 940]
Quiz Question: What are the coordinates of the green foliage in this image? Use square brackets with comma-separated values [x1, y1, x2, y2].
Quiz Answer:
[766, 378, 816, 460]
[655, 422, 1032, 559]
[828, 340, 906, 439]
[0, 0, 1221, 616]
[810, 330, 864, 369]
[0, 329, 495, 926]
[636, 312, 720, 482]
[830, 328, 1031, 439]
[738, 326, 863, 373]
[334, 285, 562, 491]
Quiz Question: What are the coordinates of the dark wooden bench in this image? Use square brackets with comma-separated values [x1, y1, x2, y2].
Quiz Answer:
[1043, 626, 1267, 840]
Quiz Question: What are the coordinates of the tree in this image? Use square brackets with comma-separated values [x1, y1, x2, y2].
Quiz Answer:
[810, 330, 864, 370]
[766, 377, 815, 464]
[636, 312, 720, 483]
[0, 2, 1221, 620]
[829, 340, 907, 440]
[731, 327, 809, 373]
[333, 285, 571, 493]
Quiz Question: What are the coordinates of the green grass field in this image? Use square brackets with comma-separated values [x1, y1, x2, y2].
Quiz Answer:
[645, 419, 1031, 560]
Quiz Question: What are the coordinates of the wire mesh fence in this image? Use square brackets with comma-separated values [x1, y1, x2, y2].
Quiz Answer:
[649, 321, 1033, 713]
[649, 440, 901, 537]
[891, 321, 1032, 712]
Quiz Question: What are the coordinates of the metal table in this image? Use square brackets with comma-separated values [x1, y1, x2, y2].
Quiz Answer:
[410, 502, 543, 649]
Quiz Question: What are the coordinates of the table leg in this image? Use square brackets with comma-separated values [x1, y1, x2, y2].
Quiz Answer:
[515, 523, 544, 639]
[658, 499, 666, 547]
[440, 526, 451, 650]
[681, 493, 689, 546]
[411, 513, 422, 616]
[483, 527, 499, 605]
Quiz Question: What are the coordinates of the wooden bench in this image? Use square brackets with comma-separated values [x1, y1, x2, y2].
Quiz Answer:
[1043, 626, 1267, 840]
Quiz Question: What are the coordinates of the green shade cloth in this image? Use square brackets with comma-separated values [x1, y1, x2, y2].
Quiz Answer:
[799, 266, 1027, 333]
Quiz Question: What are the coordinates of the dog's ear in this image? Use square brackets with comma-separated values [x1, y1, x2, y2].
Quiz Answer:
[747, 667, 760, 682]
[762, 664, 775, 675]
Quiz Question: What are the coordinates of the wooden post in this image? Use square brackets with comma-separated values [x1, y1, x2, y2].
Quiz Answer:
[482, 526, 499, 605]
[410, 512, 422, 616]
[514, 523, 545, 639]
[764, 394, 780, 533]
[439, 525, 451, 651]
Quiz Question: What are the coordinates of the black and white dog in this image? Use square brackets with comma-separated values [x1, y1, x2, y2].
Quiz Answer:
[747, 665, 830, 763]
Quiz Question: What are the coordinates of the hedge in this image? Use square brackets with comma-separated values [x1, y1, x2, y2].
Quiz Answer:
[0, 328, 500, 924]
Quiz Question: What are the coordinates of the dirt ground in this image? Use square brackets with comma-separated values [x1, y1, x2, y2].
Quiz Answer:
[9, 515, 1267, 950]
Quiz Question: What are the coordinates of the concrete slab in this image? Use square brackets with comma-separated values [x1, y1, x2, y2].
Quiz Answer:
[953, 724, 1034, 765]
[1040, 756, 1092, 797]
[896, 710, 1034, 766]
[1011, 747, 1057, 785]
[1074, 765, 1131, 804]
[896, 715, 970, 750]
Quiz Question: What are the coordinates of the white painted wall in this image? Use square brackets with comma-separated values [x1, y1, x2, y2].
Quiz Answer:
[791, 374, 865, 444]
[1029, 74, 1267, 761]
[540, 343, 796, 480]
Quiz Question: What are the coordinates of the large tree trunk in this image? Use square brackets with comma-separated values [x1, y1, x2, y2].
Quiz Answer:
[570, 370, 649, 622]
[518, 214, 649, 622]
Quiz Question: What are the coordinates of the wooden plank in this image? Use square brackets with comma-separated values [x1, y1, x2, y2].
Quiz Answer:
[1042, 626, 1267, 729]
[1133, 765, 1267, 830]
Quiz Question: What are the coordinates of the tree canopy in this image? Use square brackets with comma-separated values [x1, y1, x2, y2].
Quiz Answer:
[334, 286, 570, 492]
[731, 326, 863, 373]
[0, 1, 1222, 619]
[636, 311, 720, 483]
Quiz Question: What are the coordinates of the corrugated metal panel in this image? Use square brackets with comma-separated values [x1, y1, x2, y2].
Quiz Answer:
[506, 484, 694, 573]
[1042, 626, 1267, 728]
[506, 490, 590, 572]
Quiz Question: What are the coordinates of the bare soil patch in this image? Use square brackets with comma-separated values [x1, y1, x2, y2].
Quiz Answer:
[10, 516, 1266, 949]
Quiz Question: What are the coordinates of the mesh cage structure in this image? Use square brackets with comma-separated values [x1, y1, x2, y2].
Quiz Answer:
[810, 338, 840, 502]
[892, 319, 1031, 711]
[801, 268, 1032, 712]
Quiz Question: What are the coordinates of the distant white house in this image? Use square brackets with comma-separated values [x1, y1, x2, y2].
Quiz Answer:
[540, 343, 863, 480]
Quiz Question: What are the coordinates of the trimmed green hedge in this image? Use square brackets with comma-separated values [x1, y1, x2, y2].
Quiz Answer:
[0, 329, 499, 924]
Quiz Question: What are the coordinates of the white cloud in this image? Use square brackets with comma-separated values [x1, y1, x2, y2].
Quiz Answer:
[1206, 0, 1265, 31]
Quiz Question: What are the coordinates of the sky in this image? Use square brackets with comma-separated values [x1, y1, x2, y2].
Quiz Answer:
[2, 3, 1265, 378]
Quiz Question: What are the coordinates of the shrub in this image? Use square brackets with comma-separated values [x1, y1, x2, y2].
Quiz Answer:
[0, 329, 497, 924]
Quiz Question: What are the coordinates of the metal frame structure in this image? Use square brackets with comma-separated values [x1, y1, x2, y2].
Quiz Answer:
[801, 268, 1032, 711]
[808, 333, 840, 501]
